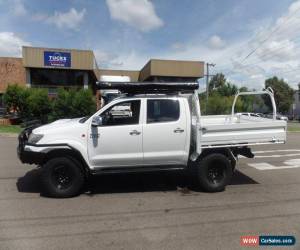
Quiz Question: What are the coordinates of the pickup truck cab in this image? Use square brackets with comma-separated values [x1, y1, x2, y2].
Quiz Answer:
[18, 83, 287, 197]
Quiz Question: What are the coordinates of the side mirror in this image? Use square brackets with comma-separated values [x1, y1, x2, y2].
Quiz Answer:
[91, 116, 103, 127]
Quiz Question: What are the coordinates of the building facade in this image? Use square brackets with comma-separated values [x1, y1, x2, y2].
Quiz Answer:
[0, 57, 26, 91]
[0, 46, 204, 105]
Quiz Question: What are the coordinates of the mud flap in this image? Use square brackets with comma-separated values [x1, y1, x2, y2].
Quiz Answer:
[234, 147, 254, 158]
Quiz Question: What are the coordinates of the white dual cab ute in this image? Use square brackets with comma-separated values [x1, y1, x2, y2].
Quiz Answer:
[18, 82, 287, 198]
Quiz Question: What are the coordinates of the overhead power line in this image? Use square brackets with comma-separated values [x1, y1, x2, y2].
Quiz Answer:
[236, 37, 300, 67]
[265, 67, 300, 77]
[210, 6, 300, 80]
[240, 6, 300, 63]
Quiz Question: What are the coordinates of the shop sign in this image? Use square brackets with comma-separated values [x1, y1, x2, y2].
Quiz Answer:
[44, 51, 71, 67]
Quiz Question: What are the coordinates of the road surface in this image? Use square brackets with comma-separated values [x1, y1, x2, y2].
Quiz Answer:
[0, 133, 299, 249]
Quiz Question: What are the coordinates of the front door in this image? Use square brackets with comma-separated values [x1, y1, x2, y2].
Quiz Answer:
[88, 100, 143, 168]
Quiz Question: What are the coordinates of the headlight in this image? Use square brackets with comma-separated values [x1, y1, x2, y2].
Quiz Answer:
[28, 133, 44, 144]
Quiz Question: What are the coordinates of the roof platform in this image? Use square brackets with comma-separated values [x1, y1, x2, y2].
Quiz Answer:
[96, 81, 199, 94]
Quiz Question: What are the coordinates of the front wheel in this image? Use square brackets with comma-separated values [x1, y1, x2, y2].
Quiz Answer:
[41, 157, 85, 198]
[195, 153, 233, 192]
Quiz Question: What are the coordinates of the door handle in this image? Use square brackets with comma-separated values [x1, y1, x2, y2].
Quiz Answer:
[174, 128, 184, 133]
[129, 130, 141, 135]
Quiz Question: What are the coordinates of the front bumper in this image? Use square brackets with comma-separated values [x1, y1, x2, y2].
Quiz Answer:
[17, 127, 45, 165]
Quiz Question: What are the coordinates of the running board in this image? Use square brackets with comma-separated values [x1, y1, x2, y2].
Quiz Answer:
[91, 165, 186, 175]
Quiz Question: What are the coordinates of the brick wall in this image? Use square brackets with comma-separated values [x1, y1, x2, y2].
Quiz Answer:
[0, 57, 26, 93]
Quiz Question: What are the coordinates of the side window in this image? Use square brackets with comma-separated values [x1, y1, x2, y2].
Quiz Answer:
[102, 100, 140, 126]
[147, 99, 180, 123]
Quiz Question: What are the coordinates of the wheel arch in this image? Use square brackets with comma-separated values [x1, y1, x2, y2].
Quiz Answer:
[43, 148, 90, 177]
[198, 148, 237, 170]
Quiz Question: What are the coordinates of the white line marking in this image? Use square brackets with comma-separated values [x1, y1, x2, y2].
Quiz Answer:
[253, 149, 300, 154]
[240, 153, 300, 159]
[248, 159, 300, 170]
[240, 149, 300, 159]
[254, 153, 300, 158]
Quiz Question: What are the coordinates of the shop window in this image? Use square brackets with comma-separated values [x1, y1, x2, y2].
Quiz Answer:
[30, 68, 88, 87]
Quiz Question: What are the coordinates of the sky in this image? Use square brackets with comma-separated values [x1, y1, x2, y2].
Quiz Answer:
[0, 0, 299, 90]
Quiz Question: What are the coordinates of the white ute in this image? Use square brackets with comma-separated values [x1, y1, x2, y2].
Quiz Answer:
[18, 82, 287, 197]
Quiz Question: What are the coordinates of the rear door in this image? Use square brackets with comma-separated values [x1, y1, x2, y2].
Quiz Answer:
[142, 98, 188, 165]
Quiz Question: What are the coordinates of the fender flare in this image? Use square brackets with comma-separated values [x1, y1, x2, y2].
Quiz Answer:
[26, 143, 91, 176]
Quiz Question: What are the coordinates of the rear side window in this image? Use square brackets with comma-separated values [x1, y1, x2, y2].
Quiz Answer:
[147, 99, 180, 123]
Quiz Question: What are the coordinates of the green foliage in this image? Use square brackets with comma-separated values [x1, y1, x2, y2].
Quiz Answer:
[200, 73, 242, 115]
[200, 92, 243, 115]
[287, 122, 300, 132]
[3, 85, 96, 124]
[0, 125, 22, 134]
[3, 84, 29, 114]
[51, 88, 74, 120]
[71, 89, 96, 117]
[202, 73, 286, 115]
[26, 88, 51, 123]
[208, 73, 238, 96]
[203, 73, 294, 115]
[216, 82, 238, 97]
[235, 86, 254, 112]
[265, 77, 295, 113]
[51, 88, 96, 120]
[209, 73, 226, 91]
[4, 85, 51, 122]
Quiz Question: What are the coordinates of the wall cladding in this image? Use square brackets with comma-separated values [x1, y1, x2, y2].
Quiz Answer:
[0, 57, 26, 93]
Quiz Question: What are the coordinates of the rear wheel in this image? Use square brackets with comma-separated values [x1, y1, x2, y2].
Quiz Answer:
[41, 157, 85, 198]
[195, 153, 233, 192]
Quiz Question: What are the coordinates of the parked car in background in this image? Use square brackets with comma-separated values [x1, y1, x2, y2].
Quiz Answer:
[0, 107, 5, 118]
[100, 89, 121, 107]
[238, 113, 262, 118]
[99, 75, 130, 108]
[277, 114, 289, 121]
[265, 113, 288, 121]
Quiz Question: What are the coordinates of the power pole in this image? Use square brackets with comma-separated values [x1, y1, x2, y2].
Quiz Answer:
[206, 63, 215, 111]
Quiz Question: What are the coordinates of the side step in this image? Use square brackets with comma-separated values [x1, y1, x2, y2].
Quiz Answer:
[91, 165, 186, 175]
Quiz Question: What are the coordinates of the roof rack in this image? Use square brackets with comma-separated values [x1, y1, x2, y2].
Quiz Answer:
[96, 81, 199, 94]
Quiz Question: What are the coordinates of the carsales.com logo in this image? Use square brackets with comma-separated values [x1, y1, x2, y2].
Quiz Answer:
[241, 235, 296, 247]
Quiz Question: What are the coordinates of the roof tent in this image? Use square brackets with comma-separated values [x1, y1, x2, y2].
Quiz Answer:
[96, 81, 199, 94]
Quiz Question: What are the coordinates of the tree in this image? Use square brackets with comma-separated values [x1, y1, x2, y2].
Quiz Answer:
[265, 77, 294, 113]
[209, 73, 226, 91]
[51, 88, 96, 120]
[199, 73, 244, 115]
[71, 89, 96, 117]
[216, 83, 238, 97]
[26, 88, 51, 123]
[51, 88, 74, 120]
[3, 84, 29, 115]
[200, 92, 243, 115]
